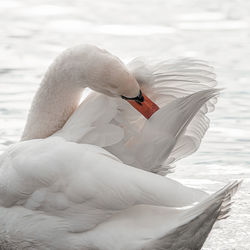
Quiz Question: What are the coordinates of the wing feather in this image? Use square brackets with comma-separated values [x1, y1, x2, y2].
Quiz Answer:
[55, 57, 218, 175]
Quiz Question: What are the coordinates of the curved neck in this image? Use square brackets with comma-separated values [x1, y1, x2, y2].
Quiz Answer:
[21, 61, 84, 141]
[20, 44, 134, 140]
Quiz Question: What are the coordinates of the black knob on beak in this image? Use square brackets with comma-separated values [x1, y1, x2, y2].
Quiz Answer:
[121, 90, 144, 105]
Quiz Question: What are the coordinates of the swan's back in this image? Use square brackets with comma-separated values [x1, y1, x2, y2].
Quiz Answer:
[0, 136, 240, 250]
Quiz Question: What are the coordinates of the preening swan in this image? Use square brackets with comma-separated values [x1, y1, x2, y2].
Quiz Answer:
[0, 44, 240, 249]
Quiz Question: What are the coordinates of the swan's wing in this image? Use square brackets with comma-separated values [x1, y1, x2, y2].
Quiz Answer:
[117, 58, 218, 175]
[56, 58, 218, 176]
[112, 89, 219, 175]
[81, 181, 240, 250]
[0, 137, 207, 234]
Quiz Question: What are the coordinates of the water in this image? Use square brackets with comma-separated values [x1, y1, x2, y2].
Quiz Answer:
[0, 0, 250, 249]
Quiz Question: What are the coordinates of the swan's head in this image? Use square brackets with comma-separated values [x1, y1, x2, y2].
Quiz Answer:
[58, 45, 159, 119]
[79, 45, 141, 100]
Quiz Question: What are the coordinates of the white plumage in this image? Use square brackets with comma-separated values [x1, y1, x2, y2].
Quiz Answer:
[0, 45, 240, 249]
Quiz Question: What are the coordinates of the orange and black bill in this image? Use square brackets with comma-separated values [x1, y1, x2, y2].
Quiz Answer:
[121, 90, 159, 119]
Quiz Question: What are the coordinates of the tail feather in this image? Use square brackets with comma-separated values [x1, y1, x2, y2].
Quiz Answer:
[81, 182, 241, 250]
[143, 180, 241, 250]
[182, 180, 241, 222]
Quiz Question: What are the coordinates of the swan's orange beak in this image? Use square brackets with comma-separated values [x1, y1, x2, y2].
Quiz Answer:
[121, 91, 159, 119]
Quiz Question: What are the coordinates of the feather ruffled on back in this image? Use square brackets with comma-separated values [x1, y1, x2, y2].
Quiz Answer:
[127, 58, 217, 173]
[56, 57, 217, 176]
[142, 181, 241, 250]
[113, 58, 217, 174]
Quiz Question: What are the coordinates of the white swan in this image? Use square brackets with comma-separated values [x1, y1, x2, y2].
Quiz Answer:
[0, 45, 240, 249]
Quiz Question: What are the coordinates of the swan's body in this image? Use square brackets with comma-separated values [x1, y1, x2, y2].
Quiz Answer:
[0, 45, 240, 249]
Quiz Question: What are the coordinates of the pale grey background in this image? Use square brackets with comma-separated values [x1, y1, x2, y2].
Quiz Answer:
[0, 0, 249, 249]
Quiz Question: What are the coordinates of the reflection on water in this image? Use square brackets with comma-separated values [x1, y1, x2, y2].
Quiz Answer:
[0, 0, 250, 249]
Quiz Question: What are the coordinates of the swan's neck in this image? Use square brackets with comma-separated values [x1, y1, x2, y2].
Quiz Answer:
[21, 56, 84, 140]
[21, 44, 135, 140]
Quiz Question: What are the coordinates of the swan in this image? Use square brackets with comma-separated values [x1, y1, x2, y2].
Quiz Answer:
[0, 44, 240, 249]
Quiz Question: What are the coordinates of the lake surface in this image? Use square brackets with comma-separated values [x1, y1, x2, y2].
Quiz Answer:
[0, 0, 250, 249]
